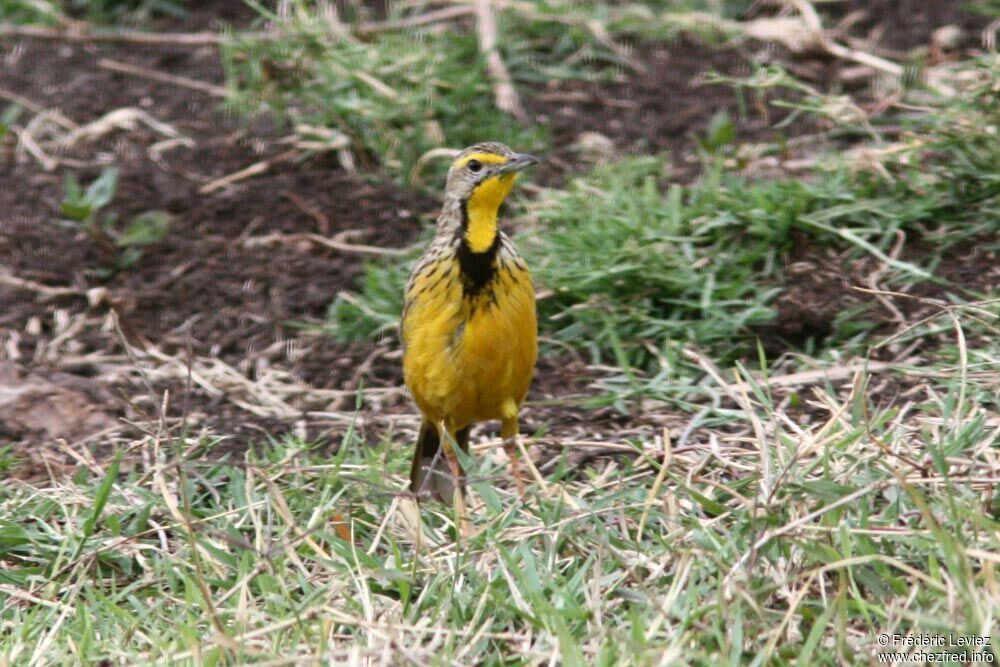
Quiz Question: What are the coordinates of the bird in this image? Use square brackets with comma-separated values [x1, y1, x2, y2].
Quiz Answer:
[401, 142, 538, 521]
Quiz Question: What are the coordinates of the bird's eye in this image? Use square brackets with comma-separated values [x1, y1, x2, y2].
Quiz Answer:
[467, 160, 483, 173]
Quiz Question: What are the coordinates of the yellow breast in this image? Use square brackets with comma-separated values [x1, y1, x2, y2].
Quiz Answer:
[402, 251, 537, 430]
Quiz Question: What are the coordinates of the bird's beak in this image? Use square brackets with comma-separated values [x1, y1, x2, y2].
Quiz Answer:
[497, 153, 540, 175]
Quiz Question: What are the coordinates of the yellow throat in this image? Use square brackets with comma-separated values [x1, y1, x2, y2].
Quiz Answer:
[464, 173, 517, 253]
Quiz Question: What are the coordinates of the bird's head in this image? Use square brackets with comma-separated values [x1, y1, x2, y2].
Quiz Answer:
[444, 142, 539, 253]
[445, 142, 538, 202]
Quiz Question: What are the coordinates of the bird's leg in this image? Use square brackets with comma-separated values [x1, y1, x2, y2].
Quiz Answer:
[440, 422, 471, 538]
[500, 418, 526, 497]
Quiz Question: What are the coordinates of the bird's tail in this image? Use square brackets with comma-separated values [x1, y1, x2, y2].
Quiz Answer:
[410, 421, 470, 503]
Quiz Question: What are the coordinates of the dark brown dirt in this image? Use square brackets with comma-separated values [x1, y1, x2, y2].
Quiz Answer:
[0, 17, 436, 444]
[825, 0, 992, 53]
[758, 233, 999, 356]
[527, 37, 812, 184]
[527, 0, 997, 184]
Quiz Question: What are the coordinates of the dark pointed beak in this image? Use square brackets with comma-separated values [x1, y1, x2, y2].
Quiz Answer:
[498, 153, 539, 175]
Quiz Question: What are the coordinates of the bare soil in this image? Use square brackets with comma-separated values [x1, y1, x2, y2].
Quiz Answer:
[0, 7, 436, 445]
[527, 0, 996, 181]
[1, 2, 995, 463]
[825, 0, 991, 52]
[760, 235, 999, 356]
[527, 37, 812, 183]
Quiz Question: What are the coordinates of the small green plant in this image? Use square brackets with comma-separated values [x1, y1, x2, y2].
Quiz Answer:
[0, 104, 22, 142]
[0, 444, 21, 476]
[0, 0, 60, 23]
[697, 109, 736, 155]
[59, 167, 171, 278]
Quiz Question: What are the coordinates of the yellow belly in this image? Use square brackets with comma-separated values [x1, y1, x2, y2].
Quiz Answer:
[402, 262, 537, 430]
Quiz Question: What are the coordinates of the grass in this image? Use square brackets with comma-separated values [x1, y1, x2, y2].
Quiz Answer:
[330, 54, 1000, 406]
[2, 323, 997, 663]
[3, 1, 1000, 664]
[223, 10, 543, 177]
[223, 0, 593, 178]
[220, 0, 760, 178]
